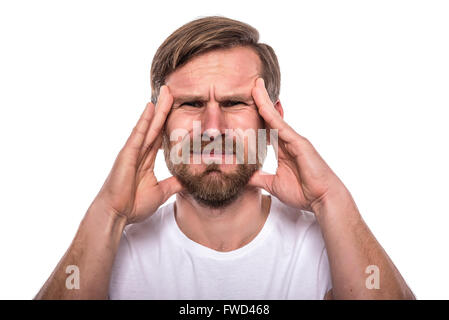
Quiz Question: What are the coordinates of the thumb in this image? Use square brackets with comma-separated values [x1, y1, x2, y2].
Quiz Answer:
[159, 176, 184, 202]
[249, 170, 275, 193]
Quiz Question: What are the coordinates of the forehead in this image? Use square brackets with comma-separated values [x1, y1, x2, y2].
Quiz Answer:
[165, 46, 261, 96]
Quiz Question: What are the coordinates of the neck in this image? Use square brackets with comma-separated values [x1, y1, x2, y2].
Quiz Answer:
[174, 187, 271, 252]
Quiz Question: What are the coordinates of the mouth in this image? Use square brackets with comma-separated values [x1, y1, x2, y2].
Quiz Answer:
[205, 169, 221, 174]
[191, 151, 235, 160]
[191, 151, 235, 155]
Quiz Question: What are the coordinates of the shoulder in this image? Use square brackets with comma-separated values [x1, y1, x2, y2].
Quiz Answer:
[270, 195, 317, 225]
[122, 201, 174, 245]
[269, 196, 326, 252]
[110, 204, 174, 299]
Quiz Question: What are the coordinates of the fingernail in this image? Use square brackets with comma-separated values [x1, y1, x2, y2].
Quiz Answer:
[259, 78, 265, 88]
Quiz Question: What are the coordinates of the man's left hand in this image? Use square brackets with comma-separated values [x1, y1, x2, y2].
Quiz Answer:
[249, 78, 348, 213]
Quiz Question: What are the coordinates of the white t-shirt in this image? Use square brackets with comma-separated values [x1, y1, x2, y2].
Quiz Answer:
[109, 196, 333, 299]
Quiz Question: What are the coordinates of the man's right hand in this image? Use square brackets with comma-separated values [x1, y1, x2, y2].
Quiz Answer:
[93, 85, 182, 225]
[35, 87, 180, 299]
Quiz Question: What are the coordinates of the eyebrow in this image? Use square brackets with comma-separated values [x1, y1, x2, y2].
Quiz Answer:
[173, 94, 254, 106]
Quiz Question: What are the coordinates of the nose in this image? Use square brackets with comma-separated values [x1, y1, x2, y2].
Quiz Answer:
[201, 101, 227, 139]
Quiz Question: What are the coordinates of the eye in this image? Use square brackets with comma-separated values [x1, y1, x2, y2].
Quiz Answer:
[180, 101, 204, 108]
[221, 101, 246, 108]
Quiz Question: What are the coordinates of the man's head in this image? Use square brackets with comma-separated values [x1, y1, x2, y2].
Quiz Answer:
[150, 16, 281, 208]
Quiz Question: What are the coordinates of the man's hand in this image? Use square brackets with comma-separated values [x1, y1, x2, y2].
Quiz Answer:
[94, 85, 183, 224]
[250, 78, 414, 299]
[249, 78, 345, 213]
[35, 86, 182, 299]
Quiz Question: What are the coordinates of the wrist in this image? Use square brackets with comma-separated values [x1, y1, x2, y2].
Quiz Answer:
[84, 199, 128, 239]
[311, 187, 360, 222]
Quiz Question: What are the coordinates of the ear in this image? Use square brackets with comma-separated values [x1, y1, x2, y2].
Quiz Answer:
[273, 100, 284, 119]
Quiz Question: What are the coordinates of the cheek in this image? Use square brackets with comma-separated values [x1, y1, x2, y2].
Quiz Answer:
[224, 110, 265, 157]
[224, 109, 264, 130]
[165, 111, 197, 137]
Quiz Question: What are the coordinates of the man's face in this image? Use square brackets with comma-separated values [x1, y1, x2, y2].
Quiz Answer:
[163, 46, 266, 208]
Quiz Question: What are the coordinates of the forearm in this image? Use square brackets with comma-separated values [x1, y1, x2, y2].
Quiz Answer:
[35, 201, 127, 299]
[313, 188, 415, 300]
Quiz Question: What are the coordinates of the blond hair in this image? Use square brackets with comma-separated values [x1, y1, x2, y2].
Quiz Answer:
[150, 16, 280, 104]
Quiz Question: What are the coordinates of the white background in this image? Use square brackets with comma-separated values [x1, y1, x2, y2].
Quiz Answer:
[0, 0, 448, 299]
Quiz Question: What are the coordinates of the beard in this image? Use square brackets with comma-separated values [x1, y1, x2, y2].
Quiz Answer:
[169, 162, 259, 208]
[163, 133, 264, 208]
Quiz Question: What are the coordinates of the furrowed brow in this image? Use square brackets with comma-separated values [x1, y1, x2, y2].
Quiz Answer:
[173, 95, 209, 105]
[216, 94, 254, 103]
[172, 94, 254, 107]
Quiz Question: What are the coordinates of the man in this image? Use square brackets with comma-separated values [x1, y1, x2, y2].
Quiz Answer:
[35, 16, 415, 300]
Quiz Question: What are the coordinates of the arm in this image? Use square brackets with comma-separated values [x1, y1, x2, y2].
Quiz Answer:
[250, 78, 415, 300]
[34, 203, 126, 299]
[314, 187, 415, 299]
[35, 86, 181, 299]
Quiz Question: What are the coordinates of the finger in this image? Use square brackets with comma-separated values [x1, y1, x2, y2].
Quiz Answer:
[248, 170, 275, 193]
[252, 78, 298, 143]
[252, 78, 285, 130]
[159, 176, 184, 202]
[142, 85, 173, 154]
[137, 134, 163, 175]
[123, 102, 155, 152]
